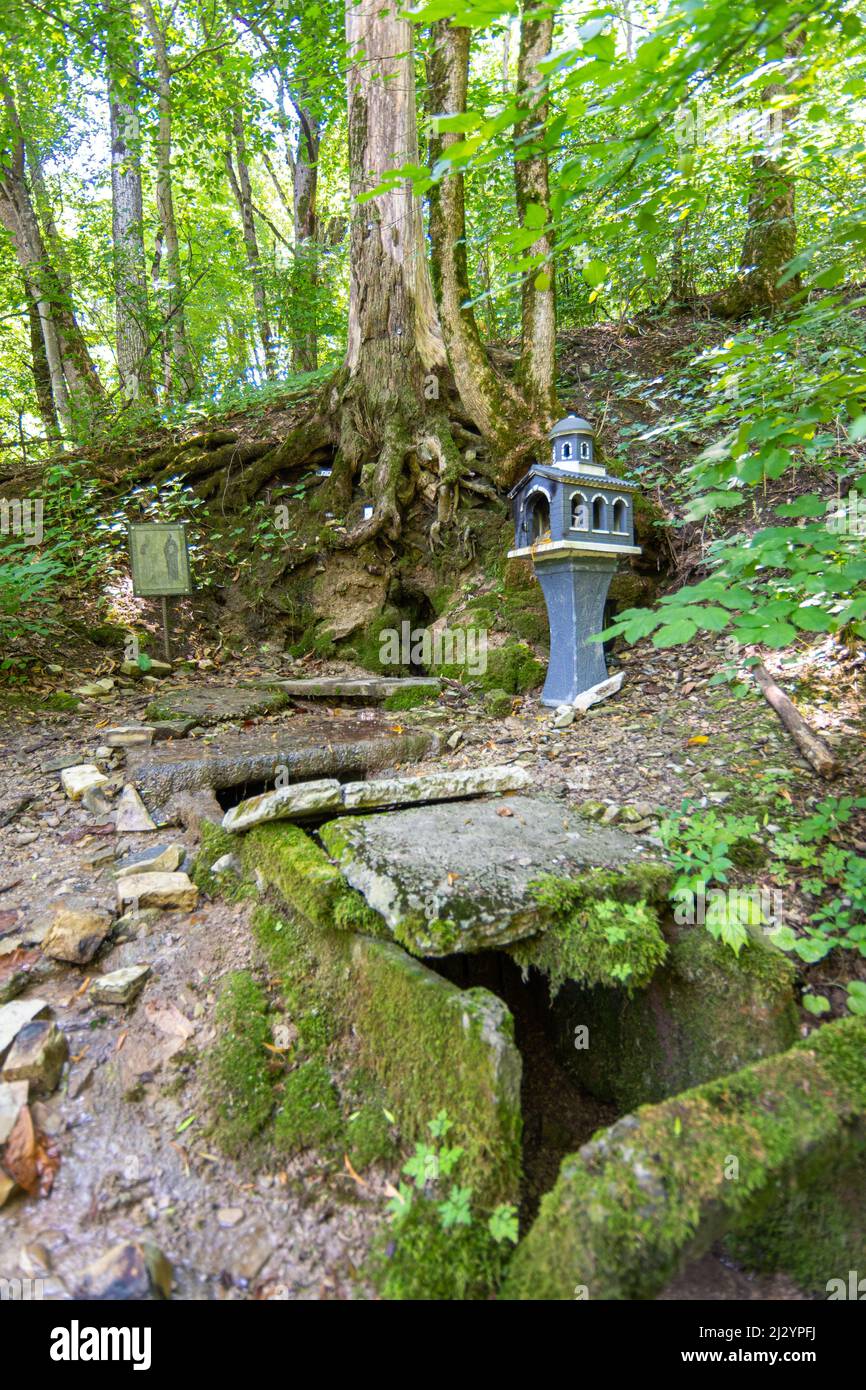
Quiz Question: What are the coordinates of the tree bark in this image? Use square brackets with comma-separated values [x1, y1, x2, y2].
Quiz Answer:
[426, 21, 530, 463]
[25, 283, 60, 436]
[225, 106, 276, 378]
[514, 0, 557, 419]
[290, 99, 320, 372]
[141, 0, 196, 400]
[0, 78, 104, 430]
[108, 35, 154, 401]
[715, 41, 803, 317]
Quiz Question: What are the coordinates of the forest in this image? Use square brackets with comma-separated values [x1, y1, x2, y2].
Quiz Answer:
[0, 0, 865, 1323]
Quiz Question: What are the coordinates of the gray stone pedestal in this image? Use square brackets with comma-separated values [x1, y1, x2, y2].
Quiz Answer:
[535, 553, 617, 707]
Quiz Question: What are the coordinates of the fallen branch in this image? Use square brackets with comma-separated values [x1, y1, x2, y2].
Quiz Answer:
[752, 661, 838, 778]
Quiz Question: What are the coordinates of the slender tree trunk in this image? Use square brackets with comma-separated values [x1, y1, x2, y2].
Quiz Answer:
[108, 37, 153, 401]
[291, 100, 320, 372]
[716, 42, 803, 317]
[141, 0, 196, 399]
[426, 21, 528, 452]
[25, 284, 60, 435]
[514, 0, 557, 419]
[0, 83, 103, 431]
[225, 107, 276, 378]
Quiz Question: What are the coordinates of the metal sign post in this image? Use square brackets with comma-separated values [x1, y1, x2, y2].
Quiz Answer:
[128, 523, 193, 663]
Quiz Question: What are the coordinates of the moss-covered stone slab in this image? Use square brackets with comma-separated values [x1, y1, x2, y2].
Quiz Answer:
[319, 795, 667, 956]
[547, 926, 798, 1109]
[274, 676, 441, 701]
[503, 1017, 866, 1300]
[145, 683, 291, 725]
[349, 936, 522, 1205]
[125, 715, 438, 804]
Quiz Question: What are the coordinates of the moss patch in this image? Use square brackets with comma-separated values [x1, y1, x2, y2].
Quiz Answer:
[515, 883, 668, 994]
[240, 822, 385, 937]
[274, 1059, 343, 1154]
[382, 686, 438, 711]
[368, 1200, 511, 1300]
[205, 971, 274, 1155]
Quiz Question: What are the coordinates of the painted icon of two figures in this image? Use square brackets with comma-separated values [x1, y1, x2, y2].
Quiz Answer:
[141, 533, 179, 581]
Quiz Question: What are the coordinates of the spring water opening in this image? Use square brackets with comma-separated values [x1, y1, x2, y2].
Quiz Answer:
[429, 950, 620, 1222]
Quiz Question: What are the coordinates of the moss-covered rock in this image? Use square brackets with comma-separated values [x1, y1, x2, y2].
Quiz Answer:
[205, 971, 274, 1155]
[503, 1017, 866, 1300]
[251, 902, 522, 1206]
[548, 925, 798, 1110]
[484, 688, 514, 718]
[240, 822, 386, 936]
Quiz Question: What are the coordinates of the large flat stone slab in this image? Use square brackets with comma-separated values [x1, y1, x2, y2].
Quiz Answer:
[144, 683, 291, 726]
[126, 715, 438, 805]
[320, 794, 663, 956]
[274, 677, 441, 701]
[222, 764, 530, 832]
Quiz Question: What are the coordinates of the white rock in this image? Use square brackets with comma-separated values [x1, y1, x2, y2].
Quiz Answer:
[572, 671, 624, 712]
[222, 779, 342, 832]
[114, 844, 185, 879]
[114, 784, 157, 833]
[0, 999, 51, 1062]
[60, 765, 109, 801]
[211, 853, 242, 876]
[553, 706, 575, 728]
[0, 1080, 29, 1143]
[104, 727, 155, 748]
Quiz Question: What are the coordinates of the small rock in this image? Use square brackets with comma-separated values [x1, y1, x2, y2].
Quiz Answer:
[216, 1206, 244, 1228]
[76, 1241, 172, 1300]
[573, 671, 624, 712]
[43, 904, 112, 965]
[114, 785, 157, 833]
[600, 804, 621, 825]
[60, 765, 109, 801]
[116, 872, 198, 912]
[19, 1243, 52, 1276]
[105, 726, 156, 747]
[211, 853, 242, 876]
[0, 793, 34, 828]
[0, 1079, 29, 1143]
[1, 1020, 68, 1095]
[82, 785, 115, 817]
[446, 731, 463, 750]
[73, 678, 115, 697]
[0, 999, 52, 1061]
[553, 705, 575, 728]
[150, 720, 194, 741]
[78, 844, 117, 871]
[114, 844, 185, 879]
[90, 965, 151, 1005]
[40, 754, 82, 774]
[15, 830, 39, 846]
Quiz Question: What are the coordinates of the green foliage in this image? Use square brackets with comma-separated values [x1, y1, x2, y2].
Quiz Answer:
[768, 796, 866, 962]
[370, 1111, 517, 1300]
[522, 881, 668, 992]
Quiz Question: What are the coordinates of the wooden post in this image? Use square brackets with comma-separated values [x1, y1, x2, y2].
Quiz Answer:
[161, 595, 171, 663]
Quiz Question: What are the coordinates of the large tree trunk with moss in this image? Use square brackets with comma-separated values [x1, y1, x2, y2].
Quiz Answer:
[514, 0, 557, 418]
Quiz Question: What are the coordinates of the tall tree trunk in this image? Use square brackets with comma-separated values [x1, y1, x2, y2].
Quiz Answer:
[225, 107, 276, 378]
[108, 36, 153, 401]
[141, 0, 196, 399]
[514, 0, 557, 420]
[25, 284, 60, 436]
[426, 21, 529, 456]
[291, 100, 320, 372]
[0, 81, 103, 431]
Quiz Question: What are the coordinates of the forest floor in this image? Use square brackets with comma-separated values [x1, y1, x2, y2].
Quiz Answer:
[1, 625, 863, 1298]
